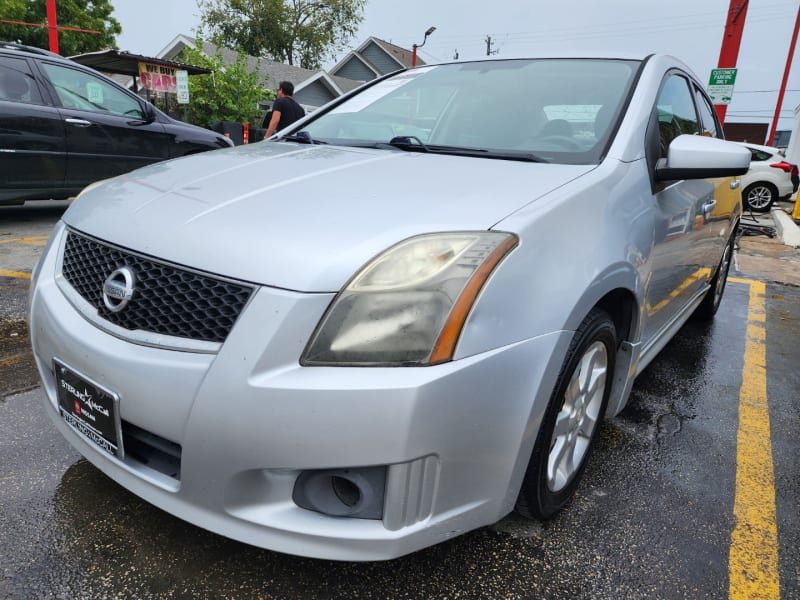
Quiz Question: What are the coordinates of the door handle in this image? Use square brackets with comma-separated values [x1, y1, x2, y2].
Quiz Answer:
[64, 118, 92, 127]
[730, 179, 740, 190]
[702, 200, 717, 214]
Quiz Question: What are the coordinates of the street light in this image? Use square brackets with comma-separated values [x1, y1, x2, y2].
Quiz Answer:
[411, 26, 436, 67]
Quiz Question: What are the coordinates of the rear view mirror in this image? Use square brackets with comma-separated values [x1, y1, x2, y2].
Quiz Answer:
[655, 134, 751, 181]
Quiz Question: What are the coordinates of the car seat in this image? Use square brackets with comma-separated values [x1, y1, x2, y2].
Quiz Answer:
[538, 118, 573, 138]
[434, 95, 523, 149]
[0, 70, 30, 101]
[593, 105, 615, 139]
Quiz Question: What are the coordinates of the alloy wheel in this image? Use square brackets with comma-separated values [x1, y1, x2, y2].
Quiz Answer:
[547, 340, 608, 492]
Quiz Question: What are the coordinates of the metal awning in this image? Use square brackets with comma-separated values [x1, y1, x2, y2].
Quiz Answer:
[68, 49, 212, 77]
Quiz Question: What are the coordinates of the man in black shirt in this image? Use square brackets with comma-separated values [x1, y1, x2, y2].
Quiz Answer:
[264, 81, 305, 138]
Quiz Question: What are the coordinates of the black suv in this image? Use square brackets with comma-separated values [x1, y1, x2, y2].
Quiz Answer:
[0, 42, 233, 205]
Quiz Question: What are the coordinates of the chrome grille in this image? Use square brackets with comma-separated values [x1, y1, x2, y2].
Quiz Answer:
[61, 231, 253, 343]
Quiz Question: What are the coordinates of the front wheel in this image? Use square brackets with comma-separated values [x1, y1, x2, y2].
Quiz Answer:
[515, 308, 616, 520]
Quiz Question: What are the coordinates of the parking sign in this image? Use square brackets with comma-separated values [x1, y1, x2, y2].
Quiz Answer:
[707, 68, 737, 105]
[176, 70, 190, 104]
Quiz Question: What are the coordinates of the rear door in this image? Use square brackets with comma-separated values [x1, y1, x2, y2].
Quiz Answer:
[37, 61, 171, 189]
[0, 54, 66, 202]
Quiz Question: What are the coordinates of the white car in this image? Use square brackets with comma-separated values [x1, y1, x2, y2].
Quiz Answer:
[734, 141, 798, 212]
[29, 54, 750, 561]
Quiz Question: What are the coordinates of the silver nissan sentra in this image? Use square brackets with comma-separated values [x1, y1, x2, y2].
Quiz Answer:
[29, 54, 750, 561]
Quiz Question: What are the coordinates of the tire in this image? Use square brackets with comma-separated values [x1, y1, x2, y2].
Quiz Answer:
[743, 182, 777, 212]
[515, 308, 616, 520]
[694, 230, 735, 320]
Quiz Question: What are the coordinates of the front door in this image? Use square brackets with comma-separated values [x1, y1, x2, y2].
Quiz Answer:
[38, 61, 171, 190]
[641, 73, 724, 348]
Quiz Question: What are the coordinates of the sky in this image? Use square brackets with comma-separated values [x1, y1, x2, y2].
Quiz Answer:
[113, 0, 800, 132]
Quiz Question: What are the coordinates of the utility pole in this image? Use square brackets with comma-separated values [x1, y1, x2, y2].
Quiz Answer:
[46, 0, 58, 53]
[0, 0, 101, 55]
[714, 0, 749, 124]
[767, 5, 800, 146]
[485, 36, 497, 56]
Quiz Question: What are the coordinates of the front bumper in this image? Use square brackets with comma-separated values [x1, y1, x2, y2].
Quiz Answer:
[29, 225, 568, 560]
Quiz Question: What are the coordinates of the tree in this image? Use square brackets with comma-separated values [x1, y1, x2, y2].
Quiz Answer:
[179, 38, 273, 128]
[198, 0, 366, 69]
[0, 0, 121, 56]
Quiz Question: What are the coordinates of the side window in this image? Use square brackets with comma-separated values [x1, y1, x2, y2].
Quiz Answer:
[693, 87, 721, 139]
[655, 74, 700, 157]
[750, 149, 771, 161]
[0, 56, 44, 104]
[40, 62, 144, 119]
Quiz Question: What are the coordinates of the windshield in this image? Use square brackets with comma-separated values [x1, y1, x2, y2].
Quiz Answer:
[299, 58, 639, 164]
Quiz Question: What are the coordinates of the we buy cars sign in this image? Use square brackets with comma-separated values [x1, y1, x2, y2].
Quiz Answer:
[138, 61, 178, 93]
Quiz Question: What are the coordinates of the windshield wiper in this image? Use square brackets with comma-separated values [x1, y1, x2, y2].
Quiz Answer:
[475, 150, 549, 163]
[282, 131, 326, 144]
[387, 135, 431, 152]
[383, 137, 547, 163]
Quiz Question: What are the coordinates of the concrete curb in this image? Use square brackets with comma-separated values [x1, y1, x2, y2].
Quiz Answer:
[771, 208, 800, 248]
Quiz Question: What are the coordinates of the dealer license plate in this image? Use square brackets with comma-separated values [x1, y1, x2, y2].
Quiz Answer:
[54, 358, 123, 458]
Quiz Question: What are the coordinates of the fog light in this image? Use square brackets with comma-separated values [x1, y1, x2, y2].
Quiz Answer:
[331, 475, 361, 507]
[293, 467, 386, 519]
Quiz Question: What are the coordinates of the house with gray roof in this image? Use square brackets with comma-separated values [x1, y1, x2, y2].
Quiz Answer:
[155, 34, 364, 112]
[330, 36, 422, 82]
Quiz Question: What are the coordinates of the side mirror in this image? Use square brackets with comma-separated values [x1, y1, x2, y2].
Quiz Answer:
[142, 103, 157, 123]
[655, 134, 751, 181]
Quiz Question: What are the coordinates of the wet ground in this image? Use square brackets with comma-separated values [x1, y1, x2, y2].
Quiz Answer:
[735, 201, 800, 287]
[1, 199, 799, 598]
[1, 201, 68, 398]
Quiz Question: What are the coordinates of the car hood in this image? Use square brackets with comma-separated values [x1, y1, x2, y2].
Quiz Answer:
[65, 142, 594, 292]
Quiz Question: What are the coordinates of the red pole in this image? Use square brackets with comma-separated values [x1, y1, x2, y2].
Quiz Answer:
[715, 0, 749, 124]
[46, 0, 59, 54]
[411, 44, 417, 67]
[767, 5, 800, 146]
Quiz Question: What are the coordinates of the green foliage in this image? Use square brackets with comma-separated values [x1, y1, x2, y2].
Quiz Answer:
[198, 0, 366, 69]
[0, 0, 121, 56]
[179, 39, 274, 128]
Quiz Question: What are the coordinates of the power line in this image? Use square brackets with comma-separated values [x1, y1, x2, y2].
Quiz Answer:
[400, 5, 797, 48]
[733, 89, 800, 93]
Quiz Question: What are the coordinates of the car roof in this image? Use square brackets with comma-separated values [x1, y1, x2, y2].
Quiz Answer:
[413, 51, 653, 70]
[0, 41, 64, 59]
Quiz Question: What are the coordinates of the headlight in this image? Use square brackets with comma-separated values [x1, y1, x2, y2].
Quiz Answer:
[302, 232, 518, 366]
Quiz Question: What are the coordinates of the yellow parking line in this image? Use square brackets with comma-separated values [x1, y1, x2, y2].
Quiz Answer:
[0, 354, 29, 368]
[0, 235, 48, 246]
[0, 269, 31, 279]
[729, 279, 780, 599]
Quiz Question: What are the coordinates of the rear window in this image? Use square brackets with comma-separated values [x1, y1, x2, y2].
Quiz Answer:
[0, 55, 44, 104]
[748, 148, 773, 161]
